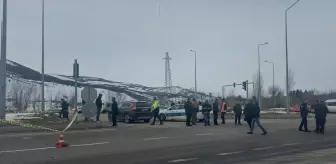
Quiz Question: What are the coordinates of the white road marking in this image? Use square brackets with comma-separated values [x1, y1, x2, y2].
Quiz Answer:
[263, 149, 299, 156]
[168, 158, 198, 163]
[143, 137, 168, 141]
[196, 133, 215, 136]
[0, 141, 111, 154]
[252, 146, 275, 151]
[217, 151, 244, 156]
[70, 142, 110, 147]
[283, 142, 303, 146]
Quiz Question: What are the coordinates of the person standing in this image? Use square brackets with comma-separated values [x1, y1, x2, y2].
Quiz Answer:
[191, 98, 199, 125]
[220, 98, 227, 124]
[95, 94, 103, 122]
[314, 100, 329, 134]
[202, 100, 212, 126]
[233, 102, 243, 125]
[299, 100, 310, 132]
[247, 99, 267, 135]
[212, 98, 219, 125]
[61, 99, 69, 121]
[184, 98, 193, 127]
[150, 97, 163, 125]
[111, 97, 119, 127]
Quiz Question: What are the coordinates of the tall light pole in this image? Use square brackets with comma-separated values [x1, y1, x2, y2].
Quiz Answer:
[0, 0, 7, 119]
[190, 50, 197, 98]
[285, 0, 300, 112]
[265, 60, 275, 111]
[41, 0, 45, 112]
[258, 42, 268, 109]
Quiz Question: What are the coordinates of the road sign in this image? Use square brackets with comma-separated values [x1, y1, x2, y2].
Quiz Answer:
[81, 87, 97, 102]
[81, 102, 97, 118]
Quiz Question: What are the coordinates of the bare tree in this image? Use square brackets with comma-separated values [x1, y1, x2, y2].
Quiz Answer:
[228, 89, 236, 98]
[252, 71, 264, 98]
[267, 85, 282, 98]
[9, 81, 37, 111]
[288, 68, 295, 92]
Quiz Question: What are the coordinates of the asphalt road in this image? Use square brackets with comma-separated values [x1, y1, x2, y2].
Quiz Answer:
[1, 117, 336, 164]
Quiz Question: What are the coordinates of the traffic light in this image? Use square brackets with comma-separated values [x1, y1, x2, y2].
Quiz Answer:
[233, 83, 236, 88]
[242, 81, 247, 91]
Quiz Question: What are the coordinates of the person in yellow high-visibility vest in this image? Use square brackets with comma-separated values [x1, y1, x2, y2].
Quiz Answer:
[150, 97, 163, 125]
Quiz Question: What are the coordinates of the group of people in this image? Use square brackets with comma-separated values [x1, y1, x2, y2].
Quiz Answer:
[181, 97, 267, 135]
[299, 99, 329, 134]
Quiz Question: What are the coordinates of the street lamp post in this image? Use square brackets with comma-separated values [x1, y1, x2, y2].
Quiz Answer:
[41, 0, 45, 112]
[258, 42, 268, 109]
[265, 60, 275, 112]
[285, 0, 300, 112]
[190, 50, 197, 98]
[0, 0, 7, 119]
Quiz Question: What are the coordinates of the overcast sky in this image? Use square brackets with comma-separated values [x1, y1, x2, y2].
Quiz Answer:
[3, 0, 336, 95]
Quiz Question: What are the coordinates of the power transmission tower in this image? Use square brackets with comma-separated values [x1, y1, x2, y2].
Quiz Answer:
[162, 52, 172, 93]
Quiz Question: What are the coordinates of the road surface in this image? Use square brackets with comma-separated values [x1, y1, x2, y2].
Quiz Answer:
[1, 117, 336, 164]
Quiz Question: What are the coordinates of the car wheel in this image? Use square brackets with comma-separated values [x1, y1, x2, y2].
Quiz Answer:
[160, 114, 166, 121]
[124, 114, 132, 124]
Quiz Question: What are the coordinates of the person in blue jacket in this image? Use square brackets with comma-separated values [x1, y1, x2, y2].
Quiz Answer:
[299, 100, 310, 132]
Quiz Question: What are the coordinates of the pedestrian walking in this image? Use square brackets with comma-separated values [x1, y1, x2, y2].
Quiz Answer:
[202, 100, 212, 126]
[314, 100, 329, 134]
[247, 99, 267, 135]
[184, 98, 193, 127]
[244, 100, 254, 130]
[191, 98, 199, 125]
[95, 94, 103, 122]
[212, 98, 219, 125]
[299, 100, 310, 132]
[111, 97, 119, 127]
[233, 102, 243, 125]
[220, 98, 227, 124]
[150, 97, 163, 125]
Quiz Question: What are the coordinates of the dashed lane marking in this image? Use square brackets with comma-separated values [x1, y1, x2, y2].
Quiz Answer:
[168, 158, 199, 163]
[283, 142, 303, 146]
[217, 151, 244, 156]
[252, 146, 275, 151]
[195, 133, 215, 136]
[262, 149, 299, 157]
[143, 137, 169, 141]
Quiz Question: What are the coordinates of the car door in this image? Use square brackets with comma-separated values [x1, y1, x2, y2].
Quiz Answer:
[116, 102, 130, 120]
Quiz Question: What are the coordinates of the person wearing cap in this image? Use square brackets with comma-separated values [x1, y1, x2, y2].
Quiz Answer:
[299, 99, 310, 132]
[111, 97, 119, 127]
[150, 97, 163, 125]
[95, 94, 103, 122]
[212, 98, 219, 125]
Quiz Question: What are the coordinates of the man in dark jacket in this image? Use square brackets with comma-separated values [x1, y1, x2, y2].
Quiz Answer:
[202, 100, 212, 126]
[212, 98, 219, 125]
[247, 99, 267, 135]
[95, 94, 103, 122]
[233, 103, 243, 125]
[184, 98, 193, 127]
[61, 99, 69, 121]
[244, 100, 254, 130]
[314, 100, 329, 134]
[111, 97, 119, 127]
[299, 100, 310, 132]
